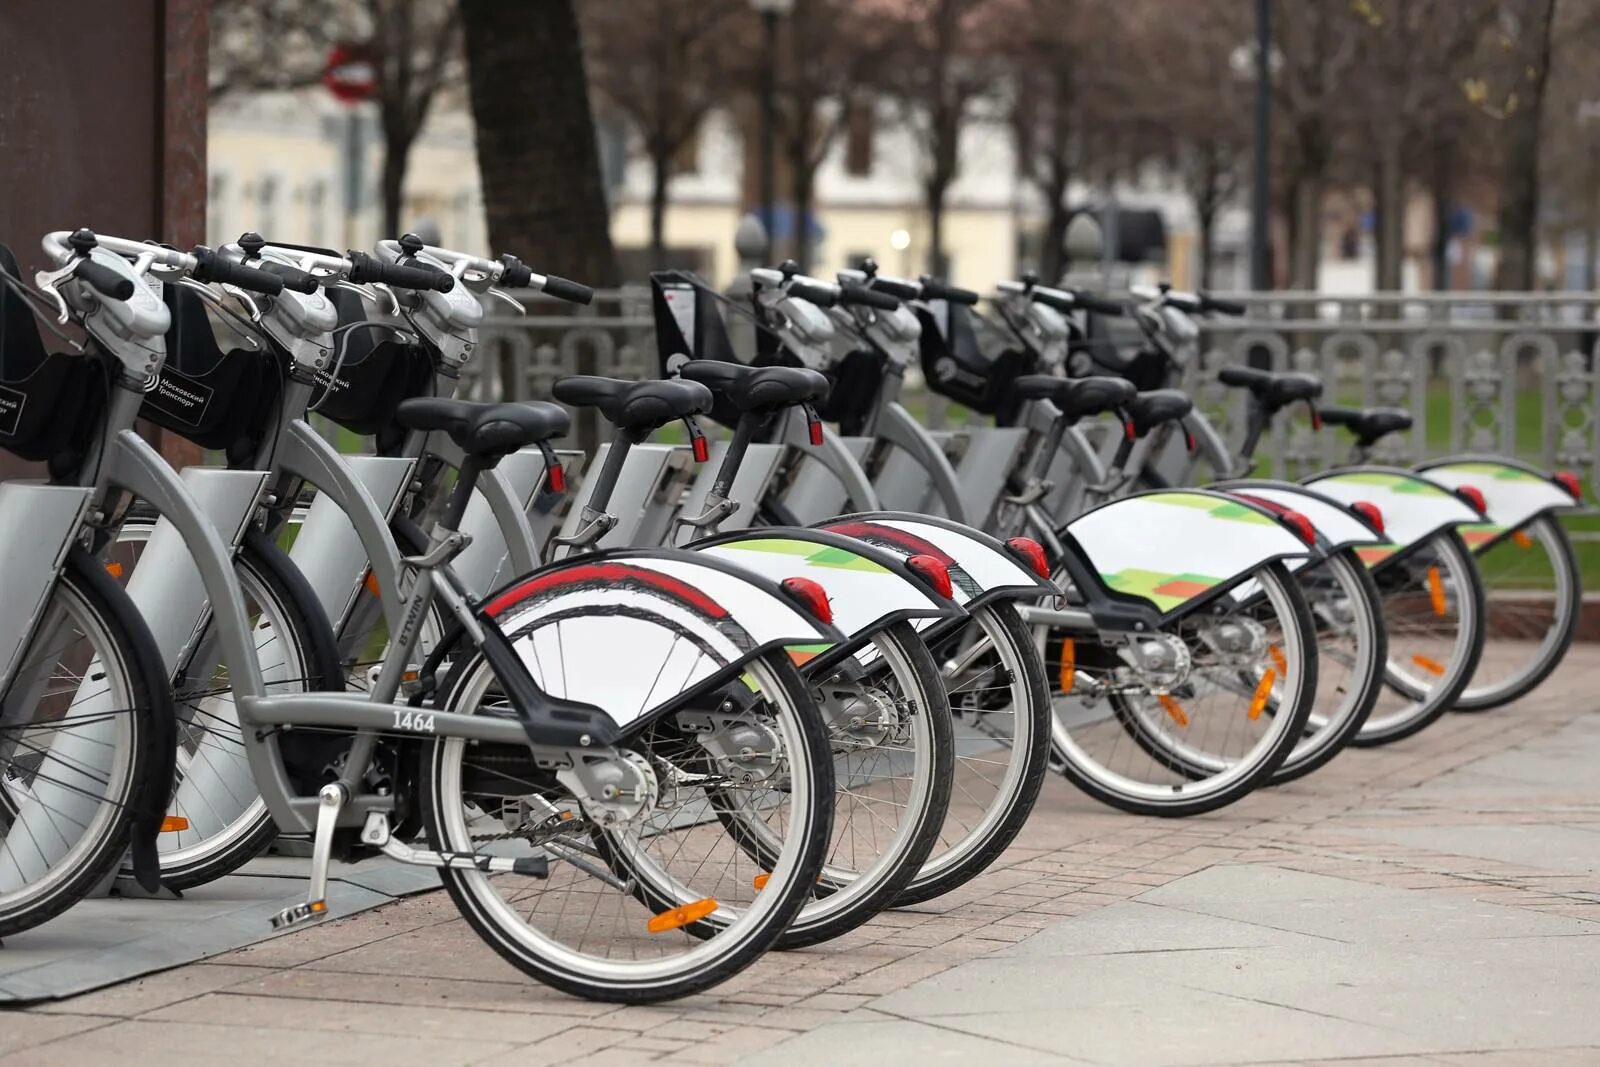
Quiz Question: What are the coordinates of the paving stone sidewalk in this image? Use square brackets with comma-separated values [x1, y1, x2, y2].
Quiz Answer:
[3, 659, 1597, 1066]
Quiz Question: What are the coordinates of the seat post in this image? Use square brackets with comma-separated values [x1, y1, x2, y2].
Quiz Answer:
[439, 454, 488, 532]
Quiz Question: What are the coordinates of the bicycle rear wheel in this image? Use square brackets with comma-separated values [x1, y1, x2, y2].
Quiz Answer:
[423, 633, 833, 1001]
[1455, 516, 1579, 710]
[0, 547, 168, 936]
[1040, 561, 1318, 816]
[1355, 530, 1484, 745]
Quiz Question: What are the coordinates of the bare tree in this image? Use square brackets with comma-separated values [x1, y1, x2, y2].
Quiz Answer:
[211, 0, 461, 242]
[882, 0, 1000, 275]
[1005, 0, 1087, 282]
[459, 0, 618, 285]
[1273, 0, 1361, 290]
[369, 1, 461, 238]
[1487, 0, 1559, 290]
[585, 0, 745, 268]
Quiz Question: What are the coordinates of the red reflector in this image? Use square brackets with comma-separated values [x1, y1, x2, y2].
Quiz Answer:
[1281, 510, 1317, 546]
[1005, 536, 1050, 579]
[546, 463, 567, 493]
[1184, 430, 1197, 452]
[1457, 484, 1487, 514]
[906, 553, 953, 599]
[1555, 470, 1582, 501]
[1350, 500, 1384, 535]
[808, 420, 823, 446]
[780, 577, 832, 624]
[1309, 406, 1322, 430]
[692, 436, 709, 462]
[1123, 420, 1136, 442]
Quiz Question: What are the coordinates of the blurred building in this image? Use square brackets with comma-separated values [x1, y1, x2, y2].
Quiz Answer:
[207, 87, 1247, 290]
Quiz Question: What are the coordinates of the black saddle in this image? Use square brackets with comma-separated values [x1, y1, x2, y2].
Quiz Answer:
[552, 375, 713, 435]
[1011, 375, 1136, 420]
[395, 398, 569, 457]
[677, 360, 829, 414]
[1320, 406, 1412, 445]
[1216, 366, 1323, 411]
[1125, 389, 1194, 437]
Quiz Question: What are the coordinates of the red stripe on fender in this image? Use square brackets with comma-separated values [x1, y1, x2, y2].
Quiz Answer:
[484, 561, 728, 619]
[825, 521, 957, 567]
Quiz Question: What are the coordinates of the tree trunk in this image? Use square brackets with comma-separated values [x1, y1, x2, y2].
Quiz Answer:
[793, 154, 816, 274]
[1429, 142, 1454, 290]
[1196, 205, 1216, 291]
[1039, 188, 1069, 283]
[649, 152, 669, 268]
[1494, 0, 1557, 292]
[379, 128, 412, 238]
[1372, 135, 1405, 291]
[1288, 167, 1322, 291]
[926, 178, 947, 277]
[459, 0, 619, 286]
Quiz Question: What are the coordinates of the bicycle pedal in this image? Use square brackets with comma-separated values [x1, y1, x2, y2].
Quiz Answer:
[269, 898, 329, 930]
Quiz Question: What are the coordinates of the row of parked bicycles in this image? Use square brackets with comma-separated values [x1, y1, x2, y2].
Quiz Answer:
[0, 226, 1583, 1002]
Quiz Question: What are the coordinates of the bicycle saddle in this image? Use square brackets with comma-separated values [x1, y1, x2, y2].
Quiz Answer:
[676, 360, 830, 413]
[1216, 366, 1323, 410]
[395, 397, 569, 457]
[552, 375, 712, 434]
[1319, 406, 1412, 445]
[1125, 389, 1194, 437]
[1011, 375, 1136, 419]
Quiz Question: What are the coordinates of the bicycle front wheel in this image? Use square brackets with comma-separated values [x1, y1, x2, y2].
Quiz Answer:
[0, 547, 167, 936]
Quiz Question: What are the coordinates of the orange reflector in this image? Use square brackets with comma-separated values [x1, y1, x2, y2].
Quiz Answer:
[401, 669, 420, 683]
[159, 816, 189, 833]
[1268, 645, 1287, 676]
[1058, 638, 1076, 693]
[309, 900, 327, 914]
[1158, 694, 1189, 727]
[1426, 566, 1447, 616]
[1412, 654, 1445, 676]
[647, 898, 718, 934]
[1512, 530, 1533, 550]
[363, 570, 380, 598]
[1248, 669, 1276, 721]
[753, 873, 770, 890]
[105, 562, 124, 578]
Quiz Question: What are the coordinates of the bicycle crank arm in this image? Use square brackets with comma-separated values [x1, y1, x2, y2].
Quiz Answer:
[359, 812, 549, 877]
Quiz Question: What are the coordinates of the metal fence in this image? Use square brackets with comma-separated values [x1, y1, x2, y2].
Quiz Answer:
[466, 287, 1600, 501]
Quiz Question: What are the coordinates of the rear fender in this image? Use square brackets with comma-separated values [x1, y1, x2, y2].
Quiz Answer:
[1302, 466, 1483, 568]
[690, 526, 961, 671]
[479, 548, 846, 733]
[818, 511, 1058, 613]
[1416, 456, 1579, 553]
[1060, 489, 1313, 622]
[1212, 479, 1385, 555]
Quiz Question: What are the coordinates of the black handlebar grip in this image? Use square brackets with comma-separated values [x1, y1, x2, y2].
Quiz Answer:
[1163, 293, 1204, 314]
[841, 284, 901, 311]
[918, 276, 979, 305]
[346, 250, 455, 293]
[257, 261, 320, 294]
[498, 254, 533, 289]
[869, 276, 921, 301]
[540, 274, 595, 305]
[1068, 289, 1127, 318]
[190, 247, 286, 296]
[1201, 293, 1246, 316]
[786, 279, 838, 308]
[1029, 288, 1077, 314]
[73, 259, 136, 301]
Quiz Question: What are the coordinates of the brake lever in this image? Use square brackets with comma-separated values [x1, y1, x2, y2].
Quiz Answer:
[218, 283, 264, 323]
[33, 262, 80, 324]
[330, 279, 396, 315]
[177, 277, 263, 348]
[487, 287, 526, 315]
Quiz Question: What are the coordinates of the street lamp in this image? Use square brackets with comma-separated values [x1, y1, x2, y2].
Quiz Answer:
[750, 0, 793, 263]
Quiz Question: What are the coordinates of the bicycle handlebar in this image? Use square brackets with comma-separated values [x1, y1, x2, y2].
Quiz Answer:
[786, 278, 838, 308]
[840, 284, 901, 311]
[72, 258, 136, 300]
[918, 276, 979, 305]
[191, 246, 286, 296]
[347, 250, 455, 293]
[1066, 289, 1127, 318]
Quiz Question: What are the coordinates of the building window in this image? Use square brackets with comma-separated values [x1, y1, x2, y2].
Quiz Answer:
[845, 96, 874, 177]
[257, 175, 279, 240]
[306, 181, 327, 247]
[671, 122, 702, 176]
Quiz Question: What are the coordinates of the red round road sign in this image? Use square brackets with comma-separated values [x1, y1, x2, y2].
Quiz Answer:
[323, 44, 377, 104]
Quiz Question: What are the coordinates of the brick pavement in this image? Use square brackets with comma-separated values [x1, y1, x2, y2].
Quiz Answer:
[3, 658, 1596, 1066]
